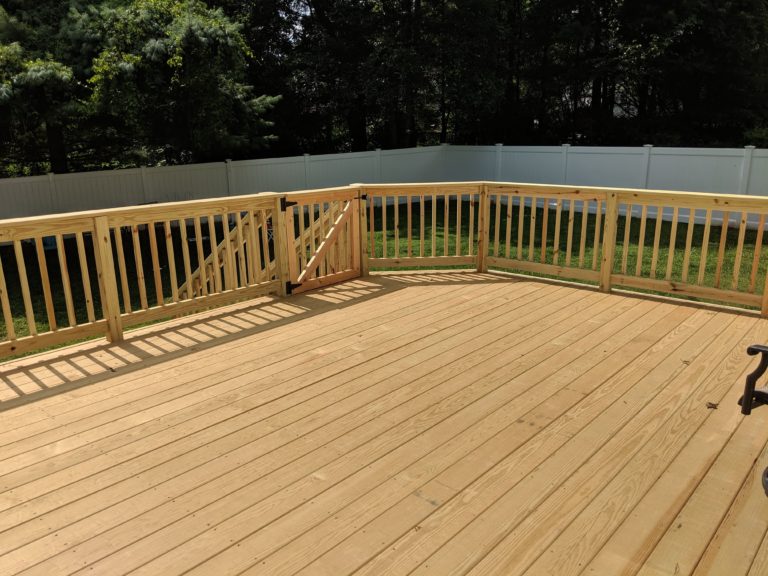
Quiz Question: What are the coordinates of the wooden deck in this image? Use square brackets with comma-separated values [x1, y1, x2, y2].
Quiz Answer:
[2, 271, 768, 576]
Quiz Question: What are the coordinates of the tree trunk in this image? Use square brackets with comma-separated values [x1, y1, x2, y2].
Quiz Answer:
[45, 121, 68, 173]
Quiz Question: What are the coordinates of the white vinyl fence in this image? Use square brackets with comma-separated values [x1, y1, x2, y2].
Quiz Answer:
[1, 144, 766, 219]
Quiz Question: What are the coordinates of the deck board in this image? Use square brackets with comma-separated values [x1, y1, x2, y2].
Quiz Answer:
[1, 272, 768, 576]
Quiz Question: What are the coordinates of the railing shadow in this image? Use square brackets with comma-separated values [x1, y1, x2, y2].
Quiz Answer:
[0, 271, 510, 412]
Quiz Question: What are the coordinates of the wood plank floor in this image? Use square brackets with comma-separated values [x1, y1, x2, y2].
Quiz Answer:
[2, 271, 768, 576]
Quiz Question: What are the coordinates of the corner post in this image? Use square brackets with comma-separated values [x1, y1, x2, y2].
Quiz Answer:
[599, 191, 619, 293]
[355, 185, 369, 276]
[476, 183, 489, 272]
[93, 216, 124, 342]
[274, 195, 292, 297]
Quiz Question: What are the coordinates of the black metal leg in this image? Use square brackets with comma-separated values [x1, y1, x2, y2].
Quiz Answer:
[740, 345, 768, 415]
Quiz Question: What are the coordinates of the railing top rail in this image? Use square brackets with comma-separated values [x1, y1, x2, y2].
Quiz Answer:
[361, 183, 483, 196]
[0, 191, 284, 239]
[487, 181, 768, 207]
[284, 186, 360, 204]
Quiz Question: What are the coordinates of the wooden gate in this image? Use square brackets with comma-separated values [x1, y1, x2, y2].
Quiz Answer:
[282, 188, 362, 295]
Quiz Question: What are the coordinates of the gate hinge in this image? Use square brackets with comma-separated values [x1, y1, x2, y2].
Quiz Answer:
[360, 193, 368, 201]
[280, 197, 299, 211]
[285, 281, 301, 295]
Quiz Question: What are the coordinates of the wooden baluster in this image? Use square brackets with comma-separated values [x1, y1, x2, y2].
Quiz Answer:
[650, 206, 663, 279]
[682, 208, 696, 283]
[592, 200, 603, 271]
[206, 215, 221, 293]
[235, 212, 247, 288]
[456, 194, 463, 256]
[419, 194, 425, 257]
[131, 225, 148, 309]
[34, 237, 57, 331]
[164, 221, 179, 302]
[395, 195, 400, 258]
[0, 252, 15, 340]
[467, 194, 474, 256]
[714, 211, 731, 289]
[665, 207, 679, 281]
[579, 200, 589, 267]
[731, 212, 747, 290]
[552, 199, 563, 265]
[359, 195, 369, 275]
[147, 222, 165, 305]
[194, 216, 212, 302]
[246, 206, 262, 285]
[309, 204, 317, 277]
[75, 232, 95, 322]
[407, 194, 413, 257]
[336, 201, 344, 271]
[444, 193, 450, 257]
[505, 194, 513, 259]
[540, 197, 549, 263]
[431, 194, 437, 257]
[621, 204, 632, 274]
[56, 234, 77, 326]
[382, 196, 388, 259]
[112, 228, 132, 312]
[369, 197, 376, 260]
[477, 184, 489, 272]
[223, 215, 237, 289]
[517, 196, 525, 260]
[259, 209, 271, 276]
[297, 205, 306, 273]
[178, 219, 193, 298]
[284, 206, 301, 287]
[697, 209, 713, 285]
[493, 194, 501, 257]
[528, 197, 537, 262]
[13, 240, 36, 336]
[600, 192, 619, 292]
[565, 199, 575, 266]
[750, 214, 766, 292]
[249, 211, 263, 284]
[634, 204, 648, 276]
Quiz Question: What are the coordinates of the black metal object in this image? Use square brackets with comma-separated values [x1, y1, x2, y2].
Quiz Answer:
[280, 197, 298, 211]
[763, 468, 768, 497]
[738, 344, 768, 415]
[285, 281, 301, 295]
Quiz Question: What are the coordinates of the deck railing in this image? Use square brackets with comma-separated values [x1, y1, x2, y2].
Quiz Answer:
[2, 181, 768, 358]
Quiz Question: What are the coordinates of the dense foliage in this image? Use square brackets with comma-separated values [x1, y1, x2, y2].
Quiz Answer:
[2, 0, 768, 176]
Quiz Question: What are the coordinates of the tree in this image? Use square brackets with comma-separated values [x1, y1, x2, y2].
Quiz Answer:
[0, 3, 80, 174]
[80, 0, 279, 164]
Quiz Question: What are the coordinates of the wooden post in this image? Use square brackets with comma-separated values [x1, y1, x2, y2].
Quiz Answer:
[274, 196, 292, 296]
[93, 216, 124, 342]
[599, 192, 619, 293]
[284, 201, 299, 284]
[360, 191, 370, 276]
[476, 183, 489, 272]
[351, 195, 362, 273]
